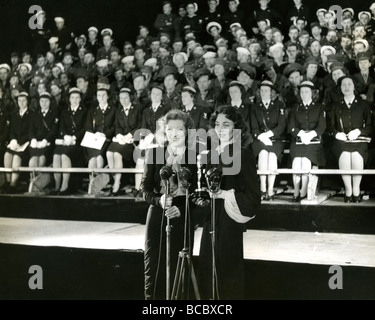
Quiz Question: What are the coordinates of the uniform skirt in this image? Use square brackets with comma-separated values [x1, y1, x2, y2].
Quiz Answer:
[53, 145, 85, 167]
[85, 141, 111, 160]
[6, 147, 29, 163]
[333, 140, 369, 163]
[290, 139, 326, 166]
[252, 140, 284, 161]
[107, 142, 135, 161]
[29, 145, 54, 164]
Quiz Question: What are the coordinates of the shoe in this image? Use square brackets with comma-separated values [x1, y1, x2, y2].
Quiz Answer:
[261, 191, 267, 200]
[59, 188, 71, 196]
[132, 188, 139, 197]
[344, 195, 352, 203]
[268, 194, 275, 201]
[352, 196, 361, 203]
[292, 195, 300, 202]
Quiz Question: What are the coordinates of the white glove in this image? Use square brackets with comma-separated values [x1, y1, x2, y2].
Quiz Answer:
[260, 137, 273, 146]
[30, 139, 38, 149]
[38, 139, 48, 149]
[8, 139, 18, 150]
[64, 135, 73, 146]
[160, 194, 173, 209]
[335, 132, 347, 141]
[347, 129, 361, 141]
[124, 133, 133, 144]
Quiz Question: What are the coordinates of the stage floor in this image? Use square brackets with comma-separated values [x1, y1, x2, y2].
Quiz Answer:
[1, 217, 374, 268]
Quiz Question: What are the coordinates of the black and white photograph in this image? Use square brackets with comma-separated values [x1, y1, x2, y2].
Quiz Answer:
[0, 0, 374, 307]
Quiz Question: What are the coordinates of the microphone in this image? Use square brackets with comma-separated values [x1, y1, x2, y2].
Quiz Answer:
[178, 167, 192, 189]
[159, 166, 174, 181]
[205, 167, 222, 193]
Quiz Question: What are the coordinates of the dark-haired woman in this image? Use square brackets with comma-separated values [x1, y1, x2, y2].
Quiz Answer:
[251, 80, 286, 200]
[289, 81, 326, 202]
[141, 109, 198, 300]
[106, 88, 141, 195]
[52, 88, 87, 194]
[3, 92, 33, 192]
[197, 105, 261, 300]
[329, 76, 373, 202]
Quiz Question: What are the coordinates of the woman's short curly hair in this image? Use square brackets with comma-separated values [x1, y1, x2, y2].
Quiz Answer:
[209, 105, 252, 147]
[155, 109, 196, 147]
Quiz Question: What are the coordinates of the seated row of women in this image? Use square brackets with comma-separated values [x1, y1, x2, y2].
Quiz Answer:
[0, 75, 373, 203]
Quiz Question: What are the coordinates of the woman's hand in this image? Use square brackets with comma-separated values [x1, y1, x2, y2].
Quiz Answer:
[335, 132, 347, 141]
[165, 206, 181, 219]
[347, 129, 361, 141]
[30, 139, 38, 149]
[160, 194, 173, 209]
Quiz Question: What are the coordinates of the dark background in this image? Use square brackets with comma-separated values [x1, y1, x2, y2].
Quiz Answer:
[0, 0, 370, 62]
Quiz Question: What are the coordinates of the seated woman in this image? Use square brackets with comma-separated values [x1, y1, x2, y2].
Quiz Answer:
[84, 87, 116, 170]
[289, 81, 326, 202]
[3, 92, 33, 193]
[250, 80, 286, 200]
[28, 92, 59, 168]
[180, 85, 208, 130]
[52, 88, 87, 195]
[329, 75, 373, 202]
[106, 87, 141, 195]
[227, 80, 251, 130]
[141, 109, 198, 300]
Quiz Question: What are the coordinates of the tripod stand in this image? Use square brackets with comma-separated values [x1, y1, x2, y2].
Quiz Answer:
[171, 188, 200, 300]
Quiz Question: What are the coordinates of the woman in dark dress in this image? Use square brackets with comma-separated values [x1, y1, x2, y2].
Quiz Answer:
[227, 80, 251, 130]
[84, 87, 116, 170]
[3, 92, 33, 192]
[141, 109, 198, 300]
[329, 76, 373, 203]
[250, 80, 286, 200]
[106, 87, 141, 195]
[197, 105, 261, 300]
[28, 92, 59, 168]
[289, 81, 326, 202]
[52, 88, 87, 194]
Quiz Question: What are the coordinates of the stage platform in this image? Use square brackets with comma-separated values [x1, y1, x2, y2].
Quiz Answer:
[1, 191, 374, 300]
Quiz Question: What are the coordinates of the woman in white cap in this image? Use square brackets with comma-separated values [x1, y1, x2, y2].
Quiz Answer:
[106, 87, 141, 196]
[250, 80, 286, 200]
[180, 85, 208, 130]
[289, 81, 326, 202]
[3, 92, 33, 193]
[329, 75, 373, 203]
[52, 88, 87, 195]
[29, 92, 59, 169]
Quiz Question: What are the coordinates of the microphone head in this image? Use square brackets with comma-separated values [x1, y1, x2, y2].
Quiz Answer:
[178, 167, 192, 185]
[159, 165, 174, 180]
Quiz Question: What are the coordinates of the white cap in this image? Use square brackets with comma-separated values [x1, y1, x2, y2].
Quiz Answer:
[17, 63, 32, 73]
[320, 45, 336, 55]
[96, 59, 109, 68]
[354, 39, 369, 51]
[49, 37, 59, 44]
[54, 17, 64, 23]
[88, 26, 98, 34]
[144, 58, 158, 67]
[269, 42, 284, 56]
[173, 52, 188, 65]
[206, 21, 222, 34]
[358, 11, 372, 21]
[236, 47, 250, 55]
[0, 64, 11, 72]
[203, 51, 217, 59]
[229, 22, 241, 30]
[53, 63, 65, 72]
[316, 8, 327, 17]
[101, 28, 113, 37]
[121, 55, 135, 64]
[370, 3, 375, 11]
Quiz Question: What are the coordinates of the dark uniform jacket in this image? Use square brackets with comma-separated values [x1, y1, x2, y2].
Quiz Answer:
[9, 109, 33, 145]
[29, 108, 59, 143]
[141, 103, 171, 134]
[328, 98, 373, 137]
[58, 105, 87, 143]
[250, 99, 286, 140]
[114, 104, 141, 136]
[85, 104, 116, 140]
[289, 101, 326, 138]
[0, 99, 10, 145]
[181, 104, 209, 130]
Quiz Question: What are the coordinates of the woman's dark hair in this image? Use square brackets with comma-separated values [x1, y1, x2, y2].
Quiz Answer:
[209, 105, 252, 147]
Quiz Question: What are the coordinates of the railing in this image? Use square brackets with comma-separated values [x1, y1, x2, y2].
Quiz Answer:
[1, 167, 374, 201]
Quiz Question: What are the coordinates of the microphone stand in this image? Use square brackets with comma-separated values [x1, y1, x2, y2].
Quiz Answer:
[210, 193, 218, 300]
[164, 179, 171, 300]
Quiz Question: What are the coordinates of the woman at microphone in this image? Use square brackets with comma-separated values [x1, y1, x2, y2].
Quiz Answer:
[141, 109, 198, 300]
[197, 105, 261, 300]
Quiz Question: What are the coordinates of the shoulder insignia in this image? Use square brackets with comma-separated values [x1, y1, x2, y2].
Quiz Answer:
[203, 113, 207, 119]
[280, 109, 284, 115]
[55, 118, 59, 123]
